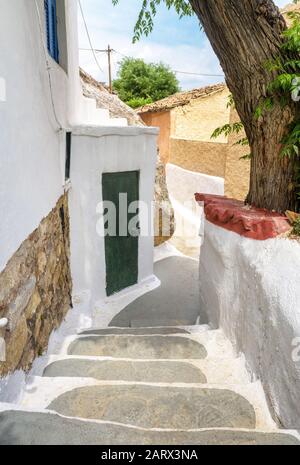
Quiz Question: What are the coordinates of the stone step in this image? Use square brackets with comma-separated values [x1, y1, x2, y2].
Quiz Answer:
[43, 359, 207, 384]
[42, 355, 250, 385]
[46, 384, 257, 430]
[1, 410, 299, 445]
[79, 326, 192, 336]
[120, 319, 199, 328]
[68, 335, 208, 360]
[67, 330, 233, 360]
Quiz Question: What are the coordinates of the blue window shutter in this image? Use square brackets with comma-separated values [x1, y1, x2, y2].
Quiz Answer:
[44, 0, 51, 52]
[44, 0, 59, 63]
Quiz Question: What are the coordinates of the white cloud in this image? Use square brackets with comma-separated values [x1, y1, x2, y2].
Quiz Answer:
[78, 0, 223, 89]
[275, 0, 292, 7]
[78, 0, 291, 90]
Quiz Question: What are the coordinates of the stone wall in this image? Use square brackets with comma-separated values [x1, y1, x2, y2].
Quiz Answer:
[154, 158, 175, 246]
[0, 194, 72, 376]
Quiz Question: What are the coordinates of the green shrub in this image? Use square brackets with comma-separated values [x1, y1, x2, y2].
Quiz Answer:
[292, 216, 300, 236]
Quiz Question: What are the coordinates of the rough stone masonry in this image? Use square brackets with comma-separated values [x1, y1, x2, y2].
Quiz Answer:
[0, 194, 72, 376]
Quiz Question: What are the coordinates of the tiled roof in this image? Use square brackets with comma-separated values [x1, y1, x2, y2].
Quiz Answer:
[137, 83, 227, 114]
[282, 2, 300, 26]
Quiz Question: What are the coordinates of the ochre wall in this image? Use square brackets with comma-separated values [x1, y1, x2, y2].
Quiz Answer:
[172, 88, 230, 143]
[169, 138, 227, 178]
[141, 88, 250, 201]
[225, 110, 250, 200]
[141, 111, 171, 163]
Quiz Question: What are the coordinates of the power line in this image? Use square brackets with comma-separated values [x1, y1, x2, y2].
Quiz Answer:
[114, 51, 224, 77]
[114, 50, 128, 59]
[79, 47, 225, 79]
[78, 0, 104, 74]
[175, 70, 224, 77]
[80, 46, 115, 93]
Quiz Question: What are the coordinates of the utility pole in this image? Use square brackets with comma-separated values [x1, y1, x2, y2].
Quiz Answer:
[98, 45, 113, 93]
[107, 45, 113, 94]
[97, 45, 113, 93]
[80, 45, 114, 93]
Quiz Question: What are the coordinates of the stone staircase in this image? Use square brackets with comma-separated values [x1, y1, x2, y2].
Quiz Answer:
[0, 325, 299, 445]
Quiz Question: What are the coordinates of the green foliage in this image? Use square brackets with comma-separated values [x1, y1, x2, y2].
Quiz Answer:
[254, 97, 275, 119]
[211, 94, 251, 160]
[233, 137, 249, 147]
[239, 153, 252, 160]
[253, 1, 300, 207]
[209, 3, 300, 174]
[257, 1, 300, 160]
[292, 215, 300, 235]
[112, 0, 193, 43]
[226, 94, 235, 109]
[281, 121, 300, 158]
[113, 57, 180, 108]
[211, 120, 252, 160]
[211, 122, 244, 139]
[126, 97, 153, 109]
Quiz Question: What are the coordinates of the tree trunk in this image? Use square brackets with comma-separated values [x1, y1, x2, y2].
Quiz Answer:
[190, 0, 298, 212]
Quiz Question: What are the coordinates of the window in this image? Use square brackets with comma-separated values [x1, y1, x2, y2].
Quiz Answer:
[65, 132, 72, 181]
[44, 0, 59, 63]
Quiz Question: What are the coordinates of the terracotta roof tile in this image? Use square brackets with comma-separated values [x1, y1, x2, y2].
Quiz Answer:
[137, 83, 227, 114]
[282, 2, 300, 26]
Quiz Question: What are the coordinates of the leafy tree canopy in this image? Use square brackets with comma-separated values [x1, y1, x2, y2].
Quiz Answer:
[113, 0, 300, 211]
[112, 0, 193, 43]
[113, 57, 180, 108]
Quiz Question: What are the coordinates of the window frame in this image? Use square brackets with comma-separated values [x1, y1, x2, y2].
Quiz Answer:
[44, 0, 59, 63]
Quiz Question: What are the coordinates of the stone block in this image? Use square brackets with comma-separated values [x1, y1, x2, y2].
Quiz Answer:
[7, 277, 36, 331]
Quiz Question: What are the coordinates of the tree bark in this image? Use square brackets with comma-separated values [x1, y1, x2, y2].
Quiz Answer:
[190, 0, 299, 212]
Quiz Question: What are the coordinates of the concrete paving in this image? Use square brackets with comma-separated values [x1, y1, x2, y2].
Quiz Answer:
[47, 385, 256, 430]
[1, 411, 299, 445]
[109, 257, 206, 327]
[43, 359, 207, 383]
[68, 335, 207, 359]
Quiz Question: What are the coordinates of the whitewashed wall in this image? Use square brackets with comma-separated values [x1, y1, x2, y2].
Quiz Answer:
[69, 126, 158, 302]
[166, 163, 224, 252]
[0, 0, 83, 272]
[199, 220, 300, 428]
[0, 0, 127, 274]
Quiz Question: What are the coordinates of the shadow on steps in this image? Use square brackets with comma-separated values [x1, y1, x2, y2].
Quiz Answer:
[109, 256, 208, 328]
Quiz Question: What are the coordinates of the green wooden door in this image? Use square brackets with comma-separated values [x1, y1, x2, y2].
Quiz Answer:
[102, 171, 140, 296]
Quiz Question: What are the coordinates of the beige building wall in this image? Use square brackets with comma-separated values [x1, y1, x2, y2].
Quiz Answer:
[141, 111, 171, 164]
[171, 88, 230, 143]
[169, 138, 227, 178]
[225, 109, 250, 200]
[140, 87, 250, 201]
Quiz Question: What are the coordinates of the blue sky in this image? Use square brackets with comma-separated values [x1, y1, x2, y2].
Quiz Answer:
[78, 0, 290, 90]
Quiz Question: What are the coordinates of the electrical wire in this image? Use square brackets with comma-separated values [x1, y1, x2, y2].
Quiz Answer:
[114, 50, 225, 77]
[34, 0, 62, 131]
[78, 0, 104, 74]
[174, 70, 224, 77]
[79, 47, 225, 78]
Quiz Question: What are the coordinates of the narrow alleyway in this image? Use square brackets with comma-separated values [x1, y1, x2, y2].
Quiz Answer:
[110, 256, 207, 327]
[0, 253, 299, 445]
